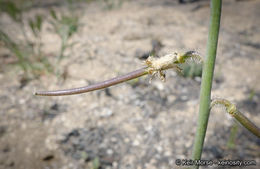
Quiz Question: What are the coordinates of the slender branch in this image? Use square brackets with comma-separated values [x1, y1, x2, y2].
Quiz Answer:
[192, 0, 222, 167]
[211, 99, 260, 138]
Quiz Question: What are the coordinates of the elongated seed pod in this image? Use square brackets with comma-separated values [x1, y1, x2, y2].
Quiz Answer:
[35, 52, 202, 96]
[34, 68, 148, 96]
[211, 99, 260, 138]
[232, 110, 260, 138]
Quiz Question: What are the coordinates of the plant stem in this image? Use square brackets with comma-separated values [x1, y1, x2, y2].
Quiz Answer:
[192, 0, 222, 167]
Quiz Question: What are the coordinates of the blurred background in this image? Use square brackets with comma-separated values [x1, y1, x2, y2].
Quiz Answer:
[0, 0, 259, 168]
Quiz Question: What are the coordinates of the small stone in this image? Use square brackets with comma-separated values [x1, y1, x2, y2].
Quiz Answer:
[133, 140, 140, 146]
[181, 88, 188, 93]
[195, 77, 201, 82]
[112, 162, 118, 168]
[110, 137, 117, 143]
[164, 151, 172, 156]
[168, 95, 176, 103]
[154, 81, 164, 91]
[19, 99, 26, 104]
[99, 108, 113, 118]
[156, 146, 163, 153]
[180, 95, 188, 101]
[25, 147, 31, 154]
[184, 140, 192, 148]
[107, 149, 113, 155]
[124, 138, 130, 143]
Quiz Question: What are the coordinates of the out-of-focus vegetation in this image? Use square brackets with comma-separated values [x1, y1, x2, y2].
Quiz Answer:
[227, 123, 239, 149]
[180, 62, 203, 79]
[101, 0, 124, 9]
[0, 0, 83, 80]
[0, 0, 125, 80]
[49, 9, 79, 62]
[0, 0, 52, 79]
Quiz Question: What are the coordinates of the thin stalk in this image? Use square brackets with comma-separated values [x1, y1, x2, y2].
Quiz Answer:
[192, 0, 222, 167]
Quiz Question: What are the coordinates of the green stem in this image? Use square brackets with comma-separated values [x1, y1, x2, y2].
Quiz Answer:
[58, 38, 66, 62]
[192, 0, 222, 167]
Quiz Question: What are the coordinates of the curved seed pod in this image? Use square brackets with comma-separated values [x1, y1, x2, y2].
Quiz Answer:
[211, 98, 260, 138]
[35, 51, 202, 96]
[35, 68, 147, 96]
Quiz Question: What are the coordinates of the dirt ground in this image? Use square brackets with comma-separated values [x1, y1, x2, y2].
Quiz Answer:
[0, 0, 260, 169]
